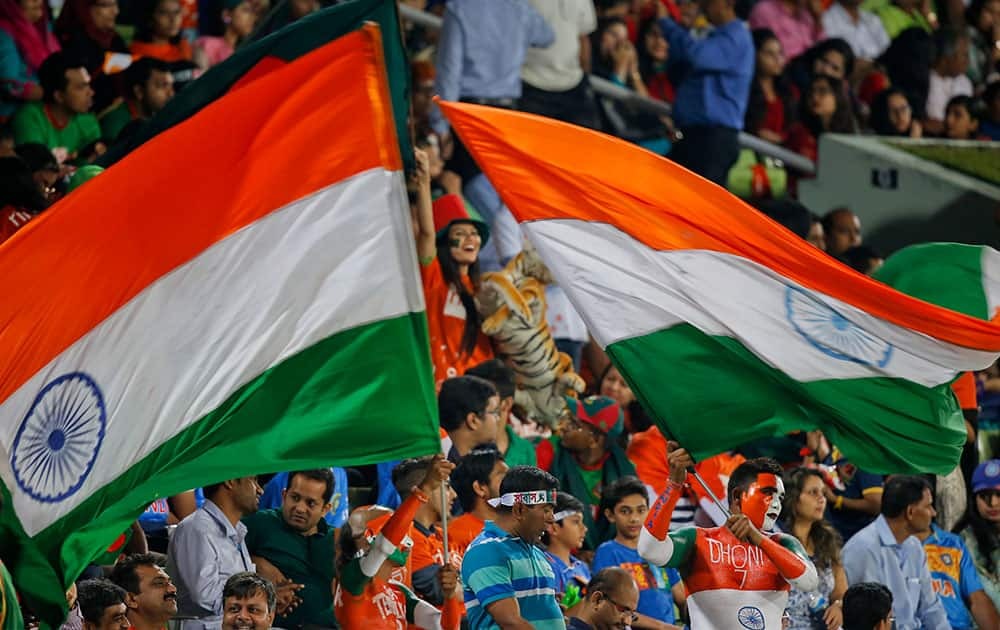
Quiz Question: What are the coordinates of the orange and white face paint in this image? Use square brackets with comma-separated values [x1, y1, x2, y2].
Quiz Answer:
[740, 473, 785, 531]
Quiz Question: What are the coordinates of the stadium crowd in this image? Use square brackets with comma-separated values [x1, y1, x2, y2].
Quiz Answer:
[2, 0, 1000, 629]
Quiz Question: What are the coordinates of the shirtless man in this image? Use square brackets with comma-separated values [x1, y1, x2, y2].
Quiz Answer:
[638, 442, 818, 629]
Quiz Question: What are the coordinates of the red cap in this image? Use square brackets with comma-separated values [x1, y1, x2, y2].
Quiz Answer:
[432, 194, 490, 245]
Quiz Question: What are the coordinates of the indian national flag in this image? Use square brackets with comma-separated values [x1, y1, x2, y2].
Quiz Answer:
[438, 100, 1000, 476]
[1, 25, 438, 625]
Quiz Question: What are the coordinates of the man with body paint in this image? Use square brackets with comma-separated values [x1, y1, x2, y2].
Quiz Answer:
[637, 441, 818, 629]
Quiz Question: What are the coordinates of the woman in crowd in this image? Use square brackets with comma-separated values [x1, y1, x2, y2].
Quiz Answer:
[967, 0, 1000, 85]
[944, 95, 987, 140]
[958, 459, 1000, 610]
[745, 28, 792, 144]
[192, 0, 256, 71]
[785, 74, 855, 163]
[0, 0, 60, 119]
[782, 467, 847, 630]
[637, 17, 673, 103]
[869, 87, 922, 137]
[130, 0, 192, 62]
[55, 0, 128, 111]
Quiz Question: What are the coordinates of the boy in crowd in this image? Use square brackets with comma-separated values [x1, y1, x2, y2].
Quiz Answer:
[842, 582, 894, 630]
[465, 359, 537, 467]
[449, 447, 509, 565]
[78, 579, 130, 630]
[543, 492, 592, 605]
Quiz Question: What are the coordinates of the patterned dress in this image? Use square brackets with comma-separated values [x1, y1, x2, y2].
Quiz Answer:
[786, 560, 834, 630]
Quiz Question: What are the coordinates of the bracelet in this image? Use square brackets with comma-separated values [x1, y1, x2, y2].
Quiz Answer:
[411, 487, 430, 503]
[799, 447, 814, 457]
[834, 495, 844, 510]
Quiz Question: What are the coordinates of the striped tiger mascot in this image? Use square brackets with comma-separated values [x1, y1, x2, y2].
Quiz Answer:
[477, 245, 585, 426]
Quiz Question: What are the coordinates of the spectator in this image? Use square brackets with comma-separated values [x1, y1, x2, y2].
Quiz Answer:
[944, 95, 987, 140]
[925, 28, 973, 136]
[957, 459, 1000, 612]
[15, 141, 60, 203]
[543, 492, 591, 603]
[745, 28, 791, 144]
[869, 86, 922, 137]
[100, 57, 174, 144]
[448, 447, 508, 563]
[77, 579, 130, 630]
[243, 468, 338, 629]
[520, 0, 600, 128]
[871, 0, 933, 40]
[820, 207, 862, 257]
[166, 476, 263, 630]
[192, 0, 256, 71]
[438, 375, 499, 461]
[593, 476, 684, 629]
[822, 0, 891, 67]
[465, 359, 537, 467]
[138, 490, 202, 554]
[12, 51, 101, 162]
[749, 0, 825, 60]
[781, 468, 847, 630]
[980, 80, 1000, 140]
[789, 37, 855, 91]
[966, 0, 1000, 86]
[130, 0, 192, 62]
[0, 0, 60, 119]
[807, 212, 826, 249]
[220, 572, 275, 630]
[842, 244, 884, 274]
[0, 123, 12, 155]
[567, 567, 641, 630]
[537, 396, 636, 548]
[108, 553, 178, 630]
[784, 74, 855, 163]
[258, 468, 348, 530]
[841, 475, 949, 630]
[879, 27, 934, 120]
[842, 582, 893, 630]
[411, 60, 436, 132]
[460, 465, 563, 629]
[54, 0, 128, 112]
[658, 0, 754, 185]
[596, 364, 636, 430]
[0, 155, 46, 245]
[637, 17, 674, 103]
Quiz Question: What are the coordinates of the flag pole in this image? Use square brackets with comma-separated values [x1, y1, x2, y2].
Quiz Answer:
[441, 480, 450, 566]
[688, 467, 731, 519]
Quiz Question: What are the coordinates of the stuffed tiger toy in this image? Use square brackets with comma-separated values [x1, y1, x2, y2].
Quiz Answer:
[478, 245, 586, 427]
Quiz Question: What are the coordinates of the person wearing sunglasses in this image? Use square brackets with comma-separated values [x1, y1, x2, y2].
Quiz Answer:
[567, 567, 643, 630]
[958, 459, 1000, 613]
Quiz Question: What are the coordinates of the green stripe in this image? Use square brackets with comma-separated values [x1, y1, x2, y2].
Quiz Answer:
[873, 243, 988, 319]
[608, 323, 965, 476]
[1, 312, 439, 626]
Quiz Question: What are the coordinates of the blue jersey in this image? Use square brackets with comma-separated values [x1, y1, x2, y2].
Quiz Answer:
[260, 468, 349, 528]
[923, 524, 983, 630]
[544, 551, 592, 597]
[592, 539, 680, 623]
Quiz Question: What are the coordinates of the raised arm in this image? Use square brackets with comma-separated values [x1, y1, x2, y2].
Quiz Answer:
[412, 148, 436, 263]
[637, 441, 697, 569]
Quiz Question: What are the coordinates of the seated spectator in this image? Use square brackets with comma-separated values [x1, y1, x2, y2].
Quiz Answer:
[54, 0, 128, 112]
[592, 476, 684, 629]
[807, 212, 825, 249]
[12, 51, 101, 162]
[465, 359, 537, 467]
[658, 0, 754, 185]
[543, 492, 591, 604]
[193, 0, 256, 71]
[781, 467, 847, 630]
[868, 0, 933, 40]
[869, 86, 922, 137]
[821, 446, 883, 540]
[944, 95, 988, 140]
[637, 17, 674, 103]
[965, 0, 1000, 86]
[411, 60, 435, 132]
[15, 141, 60, 203]
[221, 572, 276, 630]
[138, 490, 202, 554]
[745, 28, 792, 144]
[438, 374, 499, 461]
[567, 567, 641, 630]
[448, 447, 508, 563]
[842, 582, 893, 630]
[537, 396, 636, 548]
[0, 0, 61, 119]
[108, 553, 178, 630]
[841, 475, 949, 629]
[957, 459, 1000, 612]
[77, 579, 130, 630]
[0, 155, 47, 245]
[100, 57, 174, 144]
[925, 28, 973, 136]
[981, 80, 1000, 140]
[787, 37, 855, 95]
[596, 364, 637, 431]
[166, 476, 263, 630]
[879, 27, 934, 120]
[784, 74, 855, 163]
[130, 0, 192, 62]
[748, 0, 825, 60]
[823, 0, 891, 69]
[842, 244, 884, 274]
[243, 469, 338, 629]
[258, 468, 348, 530]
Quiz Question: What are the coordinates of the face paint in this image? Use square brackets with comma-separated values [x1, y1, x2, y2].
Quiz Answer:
[740, 473, 785, 531]
[449, 239, 461, 247]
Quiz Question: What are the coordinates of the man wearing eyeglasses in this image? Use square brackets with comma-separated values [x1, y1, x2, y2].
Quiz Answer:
[567, 567, 641, 630]
[439, 375, 501, 463]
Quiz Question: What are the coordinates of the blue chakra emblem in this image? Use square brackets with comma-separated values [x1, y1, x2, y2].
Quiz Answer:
[785, 286, 893, 368]
[11, 372, 107, 503]
[738, 606, 766, 630]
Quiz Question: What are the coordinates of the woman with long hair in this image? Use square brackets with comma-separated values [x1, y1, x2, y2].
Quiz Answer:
[869, 86, 922, 137]
[0, 0, 60, 119]
[781, 467, 847, 630]
[192, 0, 257, 71]
[784, 74, 855, 163]
[957, 459, 1000, 610]
[130, 0, 192, 62]
[636, 17, 673, 103]
[966, 0, 1000, 85]
[745, 28, 792, 144]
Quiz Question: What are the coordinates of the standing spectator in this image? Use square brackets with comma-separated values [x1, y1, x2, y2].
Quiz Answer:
[220, 573, 276, 630]
[438, 375, 499, 461]
[243, 469, 338, 629]
[130, 0, 192, 62]
[870, 0, 934, 40]
[192, 0, 256, 71]
[966, 0, 1000, 86]
[944, 95, 987, 139]
[822, 0, 891, 68]
[0, 155, 47, 245]
[100, 57, 174, 144]
[781, 468, 847, 630]
[520, 0, 600, 128]
[869, 86, 922, 136]
[108, 554, 178, 630]
[0, 0, 60, 119]
[842, 582, 893, 630]
[980, 80, 1000, 140]
[784, 74, 855, 163]
[841, 475, 949, 630]
[12, 51, 100, 161]
[745, 28, 792, 144]
[460, 465, 564, 629]
[637, 17, 674, 103]
[466, 359, 537, 467]
[167, 476, 263, 630]
[566, 567, 641, 630]
[54, 0, 128, 112]
[543, 492, 591, 602]
[925, 28, 973, 136]
[77, 580, 130, 630]
[958, 460, 1000, 612]
[592, 476, 684, 630]
[822, 447, 883, 540]
[658, 0, 754, 185]
[749, 0, 825, 60]
[449, 447, 508, 563]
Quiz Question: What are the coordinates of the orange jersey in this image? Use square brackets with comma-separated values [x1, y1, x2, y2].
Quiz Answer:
[335, 577, 409, 630]
[951, 371, 977, 410]
[447, 513, 485, 563]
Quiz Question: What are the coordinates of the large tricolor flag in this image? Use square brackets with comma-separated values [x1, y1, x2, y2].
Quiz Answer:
[438, 100, 1000, 476]
[1, 25, 439, 625]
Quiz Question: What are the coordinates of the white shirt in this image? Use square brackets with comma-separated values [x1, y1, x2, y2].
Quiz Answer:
[521, 0, 597, 91]
[925, 70, 973, 121]
[822, 3, 891, 60]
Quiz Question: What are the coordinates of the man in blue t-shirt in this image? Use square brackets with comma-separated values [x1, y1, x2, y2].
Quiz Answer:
[918, 522, 1000, 629]
[824, 449, 882, 542]
[592, 476, 683, 629]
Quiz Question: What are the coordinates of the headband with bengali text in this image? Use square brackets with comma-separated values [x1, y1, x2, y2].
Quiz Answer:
[487, 490, 558, 508]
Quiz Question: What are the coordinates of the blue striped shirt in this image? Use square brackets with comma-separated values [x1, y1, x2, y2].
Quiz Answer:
[462, 521, 566, 630]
